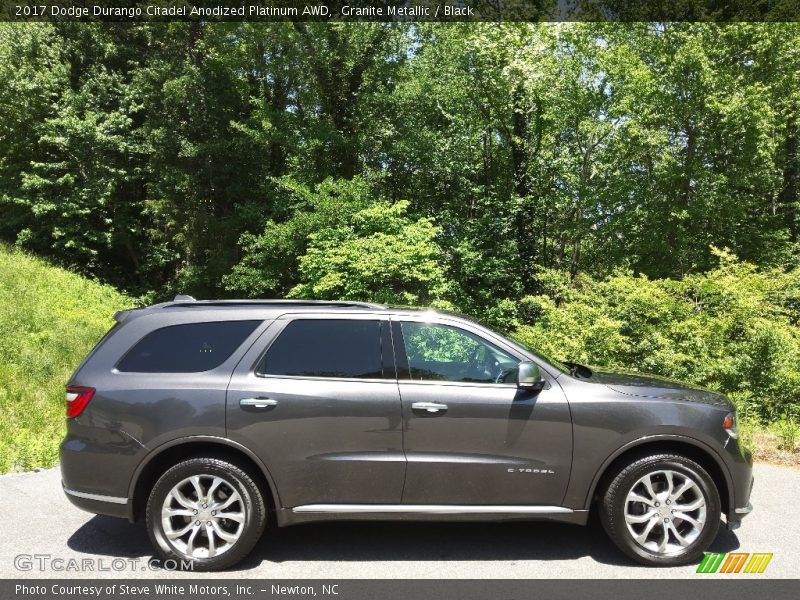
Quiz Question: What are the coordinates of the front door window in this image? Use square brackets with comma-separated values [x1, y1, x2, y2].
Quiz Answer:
[399, 322, 519, 384]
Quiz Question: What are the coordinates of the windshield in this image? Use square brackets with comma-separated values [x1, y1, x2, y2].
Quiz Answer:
[506, 334, 571, 375]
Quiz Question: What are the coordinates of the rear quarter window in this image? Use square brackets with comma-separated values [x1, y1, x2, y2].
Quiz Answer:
[117, 320, 261, 373]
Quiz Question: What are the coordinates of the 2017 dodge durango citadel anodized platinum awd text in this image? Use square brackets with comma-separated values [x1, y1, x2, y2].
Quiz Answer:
[61, 297, 754, 570]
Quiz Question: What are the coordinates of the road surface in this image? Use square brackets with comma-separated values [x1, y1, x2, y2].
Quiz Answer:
[0, 463, 795, 578]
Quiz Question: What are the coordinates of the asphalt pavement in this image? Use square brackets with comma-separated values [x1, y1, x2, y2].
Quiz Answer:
[0, 464, 796, 579]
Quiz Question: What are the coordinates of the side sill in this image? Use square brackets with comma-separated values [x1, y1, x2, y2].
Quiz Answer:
[278, 504, 589, 527]
[292, 504, 574, 514]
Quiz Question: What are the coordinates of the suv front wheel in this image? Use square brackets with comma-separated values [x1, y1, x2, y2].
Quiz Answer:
[600, 453, 721, 566]
[146, 457, 267, 571]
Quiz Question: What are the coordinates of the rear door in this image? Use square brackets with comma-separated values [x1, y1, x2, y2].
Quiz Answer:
[394, 316, 573, 506]
[226, 314, 405, 508]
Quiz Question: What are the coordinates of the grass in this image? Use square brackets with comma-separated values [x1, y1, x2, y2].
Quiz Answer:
[739, 418, 800, 467]
[0, 244, 132, 472]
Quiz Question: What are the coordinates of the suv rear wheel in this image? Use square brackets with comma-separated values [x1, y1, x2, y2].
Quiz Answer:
[599, 453, 721, 566]
[146, 457, 266, 571]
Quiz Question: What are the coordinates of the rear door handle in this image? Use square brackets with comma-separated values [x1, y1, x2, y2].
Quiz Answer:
[411, 401, 448, 414]
[239, 397, 278, 409]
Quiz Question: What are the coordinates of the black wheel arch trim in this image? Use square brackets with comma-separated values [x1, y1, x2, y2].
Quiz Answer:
[127, 435, 282, 521]
[582, 433, 734, 513]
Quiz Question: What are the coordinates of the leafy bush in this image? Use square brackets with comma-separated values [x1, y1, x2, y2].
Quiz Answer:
[289, 199, 447, 306]
[774, 418, 800, 452]
[512, 249, 800, 423]
[0, 244, 131, 472]
[224, 177, 375, 298]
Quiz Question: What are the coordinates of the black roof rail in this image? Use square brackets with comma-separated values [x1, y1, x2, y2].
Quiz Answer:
[162, 299, 387, 310]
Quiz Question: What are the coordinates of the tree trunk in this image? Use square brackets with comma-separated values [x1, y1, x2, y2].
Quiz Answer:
[511, 84, 537, 290]
[780, 103, 799, 243]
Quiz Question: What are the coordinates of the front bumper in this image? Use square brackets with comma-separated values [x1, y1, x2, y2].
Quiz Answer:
[726, 471, 754, 530]
[727, 502, 753, 530]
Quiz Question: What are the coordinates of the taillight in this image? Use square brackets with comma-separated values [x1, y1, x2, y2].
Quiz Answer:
[65, 386, 95, 418]
[723, 412, 738, 439]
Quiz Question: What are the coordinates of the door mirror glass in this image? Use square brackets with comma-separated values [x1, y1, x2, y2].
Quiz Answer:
[517, 361, 545, 390]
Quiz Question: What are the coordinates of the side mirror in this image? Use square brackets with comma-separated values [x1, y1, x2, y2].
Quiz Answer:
[517, 360, 545, 390]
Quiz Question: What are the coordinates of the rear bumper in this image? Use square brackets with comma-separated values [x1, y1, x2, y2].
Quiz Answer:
[62, 482, 130, 519]
[60, 430, 140, 521]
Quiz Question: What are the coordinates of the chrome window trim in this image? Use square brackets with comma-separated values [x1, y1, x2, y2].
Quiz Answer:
[398, 379, 518, 389]
[253, 373, 399, 384]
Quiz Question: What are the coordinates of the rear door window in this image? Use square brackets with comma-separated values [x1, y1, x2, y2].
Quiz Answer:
[258, 319, 384, 379]
[117, 320, 261, 373]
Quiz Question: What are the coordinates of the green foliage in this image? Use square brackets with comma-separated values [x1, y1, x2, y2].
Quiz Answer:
[223, 177, 373, 297]
[1, 22, 800, 448]
[2, 22, 799, 303]
[402, 322, 479, 364]
[290, 199, 446, 305]
[514, 250, 800, 421]
[402, 322, 516, 369]
[0, 244, 132, 472]
[774, 417, 800, 452]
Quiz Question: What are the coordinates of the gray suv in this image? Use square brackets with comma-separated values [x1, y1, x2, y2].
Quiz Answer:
[61, 298, 753, 570]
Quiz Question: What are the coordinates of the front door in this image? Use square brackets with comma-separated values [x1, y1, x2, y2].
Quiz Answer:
[394, 318, 572, 506]
[226, 315, 404, 508]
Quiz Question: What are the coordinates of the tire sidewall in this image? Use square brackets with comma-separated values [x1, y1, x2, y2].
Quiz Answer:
[604, 455, 721, 566]
[146, 458, 265, 571]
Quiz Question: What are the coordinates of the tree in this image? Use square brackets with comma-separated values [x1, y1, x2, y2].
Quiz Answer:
[290, 200, 447, 305]
[224, 176, 373, 298]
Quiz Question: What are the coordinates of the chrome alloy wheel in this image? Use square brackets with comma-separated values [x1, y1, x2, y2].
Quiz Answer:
[624, 469, 707, 555]
[161, 475, 245, 559]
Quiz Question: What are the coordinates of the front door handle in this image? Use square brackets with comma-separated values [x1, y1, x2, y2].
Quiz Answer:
[411, 401, 448, 414]
[239, 397, 278, 409]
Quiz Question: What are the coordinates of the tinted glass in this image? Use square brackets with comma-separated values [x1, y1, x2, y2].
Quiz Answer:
[117, 320, 261, 373]
[259, 319, 383, 379]
[400, 322, 518, 384]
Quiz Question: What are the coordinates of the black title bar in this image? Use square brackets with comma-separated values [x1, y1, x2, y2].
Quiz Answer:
[1, 0, 800, 22]
[5, 579, 800, 600]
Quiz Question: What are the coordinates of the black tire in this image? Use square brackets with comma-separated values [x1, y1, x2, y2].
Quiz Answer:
[599, 453, 721, 566]
[146, 457, 267, 571]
